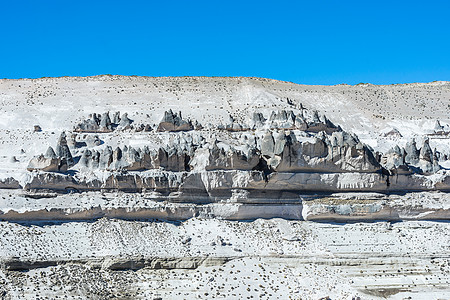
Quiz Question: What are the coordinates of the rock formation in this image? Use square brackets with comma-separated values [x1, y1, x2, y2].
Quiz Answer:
[260, 130, 380, 173]
[27, 146, 68, 172]
[157, 110, 195, 132]
[55, 132, 74, 167]
[74, 111, 132, 132]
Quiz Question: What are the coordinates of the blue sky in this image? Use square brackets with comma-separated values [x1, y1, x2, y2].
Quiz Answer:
[1, 0, 449, 84]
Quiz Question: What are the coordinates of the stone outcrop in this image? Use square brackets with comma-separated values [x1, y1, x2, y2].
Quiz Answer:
[200, 141, 260, 171]
[0, 177, 21, 189]
[383, 139, 442, 175]
[74, 111, 132, 132]
[20, 108, 450, 196]
[78, 141, 195, 173]
[418, 139, 440, 174]
[263, 110, 340, 133]
[250, 112, 266, 129]
[117, 113, 133, 130]
[55, 132, 74, 167]
[219, 115, 250, 132]
[405, 139, 420, 165]
[260, 130, 380, 173]
[380, 146, 411, 175]
[220, 110, 340, 133]
[27, 146, 68, 172]
[157, 110, 195, 132]
[27, 133, 74, 173]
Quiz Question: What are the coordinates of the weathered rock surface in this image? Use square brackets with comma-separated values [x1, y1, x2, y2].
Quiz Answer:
[0, 177, 21, 189]
[157, 109, 195, 132]
[55, 132, 74, 167]
[75, 112, 116, 132]
[21, 108, 450, 196]
[261, 130, 380, 173]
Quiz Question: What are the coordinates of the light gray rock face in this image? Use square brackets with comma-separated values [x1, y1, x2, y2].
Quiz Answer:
[74, 111, 127, 132]
[419, 139, 441, 174]
[383, 128, 403, 138]
[117, 113, 133, 130]
[218, 115, 250, 132]
[157, 110, 194, 132]
[0, 177, 21, 189]
[251, 112, 266, 129]
[4, 77, 450, 300]
[55, 132, 74, 167]
[27, 155, 67, 172]
[245, 109, 340, 133]
[45, 146, 57, 159]
[22, 166, 450, 195]
[79, 149, 100, 169]
[27, 138, 73, 173]
[261, 132, 275, 157]
[112, 111, 121, 124]
[202, 142, 260, 171]
[269, 110, 295, 129]
[85, 135, 102, 147]
[405, 139, 420, 165]
[380, 146, 411, 175]
[27, 136, 75, 173]
[434, 120, 444, 132]
[78, 141, 194, 173]
[66, 133, 78, 149]
[261, 130, 380, 173]
[74, 113, 102, 132]
[99, 112, 112, 131]
[379, 138, 444, 175]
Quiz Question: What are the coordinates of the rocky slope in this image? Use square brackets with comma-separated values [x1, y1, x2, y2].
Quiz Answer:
[0, 76, 449, 299]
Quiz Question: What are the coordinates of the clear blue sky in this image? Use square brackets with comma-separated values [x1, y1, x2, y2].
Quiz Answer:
[1, 0, 449, 85]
